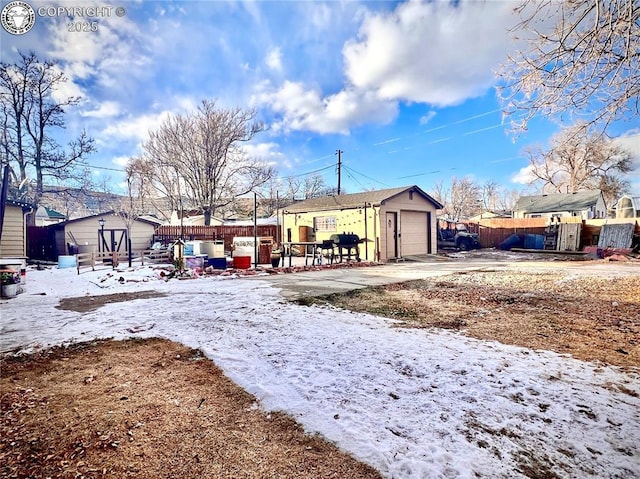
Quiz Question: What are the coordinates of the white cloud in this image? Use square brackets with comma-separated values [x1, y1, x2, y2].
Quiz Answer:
[614, 131, 640, 191]
[265, 47, 283, 72]
[102, 111, 172, 143]
[81, 101, 121, 118]
[46, 13, 153, 92]
[511, 164, 536, 185]
[112, 155, 133, 167]
[614, 131, 640, 159]
[420, 111, 437, 125]
[343, 0, 517, 106]
[254, 81, 397, 135]
[242, 142, 288, 167]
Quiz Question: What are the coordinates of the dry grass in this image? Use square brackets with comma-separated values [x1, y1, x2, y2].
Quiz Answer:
[1, 338, 382, 479]
[315, 271, 640, 368]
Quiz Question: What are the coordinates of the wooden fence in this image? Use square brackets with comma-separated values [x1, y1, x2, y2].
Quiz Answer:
[474, 217, 639, 249]
[154, 225, 278, 252]
[76, 248, 172, 274]
[76, 251, 122, 274]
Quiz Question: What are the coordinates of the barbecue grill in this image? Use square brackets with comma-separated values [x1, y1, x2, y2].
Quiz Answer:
[329, 233, 361, 263]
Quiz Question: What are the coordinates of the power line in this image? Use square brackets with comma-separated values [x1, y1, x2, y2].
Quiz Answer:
[278, 163, 336, 180]
[342, 165, 392, 188]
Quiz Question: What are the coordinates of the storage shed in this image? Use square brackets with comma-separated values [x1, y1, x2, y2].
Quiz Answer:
[281, 185, 443, 262]
[615, 195, 640, 218]
[50, 212, 159, 258]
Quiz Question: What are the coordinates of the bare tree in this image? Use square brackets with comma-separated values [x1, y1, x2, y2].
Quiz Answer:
[143, 100, 274, 225]
[0, 51, 96, 208]
[283, 173, 336, 201]
[431, 177, 481, 220]
[480, 180, 501, 212]
[498, 0, 640, 133]
[522, 122, 633, 205]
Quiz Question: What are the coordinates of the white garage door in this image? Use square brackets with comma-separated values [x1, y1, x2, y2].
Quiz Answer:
[401, 211, 429, 256]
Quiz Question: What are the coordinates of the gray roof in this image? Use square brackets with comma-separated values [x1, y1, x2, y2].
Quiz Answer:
[515, 191, 603, 214]
[283, 185, 443, 213]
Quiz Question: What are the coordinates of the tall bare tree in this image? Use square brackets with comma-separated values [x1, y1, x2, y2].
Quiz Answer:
[143, 100, 274, 225]
[0, 51, 95, 208]
[432, 177, 481, 220]
[522, 122, 633, 205]
[498, 0, 639, 133]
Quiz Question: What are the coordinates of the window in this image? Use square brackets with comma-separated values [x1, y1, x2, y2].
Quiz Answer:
[313, 216, 337, 232]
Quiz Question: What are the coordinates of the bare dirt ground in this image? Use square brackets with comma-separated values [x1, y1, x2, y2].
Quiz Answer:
[315, 270, 640, 369]
[1, 266, 639, 478]
[1, 338, 382, 479]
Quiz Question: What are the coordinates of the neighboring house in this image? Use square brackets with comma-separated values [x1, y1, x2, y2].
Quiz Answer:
[469, 210, 512, 222]
[34, 205, 66, 226]
[281, 185, 443, 262]
[49, 212, 158, 258]
[223, 217, 279, 226]
[614, 195, 640, 218]
[513, 191, 606, 219]
[0, 199, 33, 258]
[169, 210, 224, 226]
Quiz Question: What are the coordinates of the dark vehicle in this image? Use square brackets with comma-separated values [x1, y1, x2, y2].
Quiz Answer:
[438, 220, 481, 251]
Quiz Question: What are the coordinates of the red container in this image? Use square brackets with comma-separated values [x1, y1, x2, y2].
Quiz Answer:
[233, 256, 251, 269]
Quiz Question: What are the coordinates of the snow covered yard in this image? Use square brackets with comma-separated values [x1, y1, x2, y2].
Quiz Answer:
[1, 264, 639, 478]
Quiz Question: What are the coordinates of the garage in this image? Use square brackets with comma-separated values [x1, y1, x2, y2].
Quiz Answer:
[400, 210, 431, 256]
[282, 185, 442, 262]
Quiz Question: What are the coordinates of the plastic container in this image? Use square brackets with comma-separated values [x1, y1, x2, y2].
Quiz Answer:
[185, 256, 205, 270]
[208, 257, 227, 269]
[58, 255, 77, 268]
[233, 256, 251, 269]
[524, 234, 544, 250]
[201, 241, 224, 258]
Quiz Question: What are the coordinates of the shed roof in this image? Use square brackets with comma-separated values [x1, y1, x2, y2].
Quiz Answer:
[55, 211, 160, 227]
[283, 185, 443, 213]
[514, 191, 603, 214]
[615, 195, 640, 209]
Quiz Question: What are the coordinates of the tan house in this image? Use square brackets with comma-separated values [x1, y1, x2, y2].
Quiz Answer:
[513, 191, 607, 219]
[0, 200, 33, 258]
[50, 212, 160, 257]
[281, 186, 443, 262]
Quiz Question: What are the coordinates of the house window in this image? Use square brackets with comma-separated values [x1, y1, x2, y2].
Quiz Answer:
[313, 216, 337, 232]
[409, 191, 414, 200]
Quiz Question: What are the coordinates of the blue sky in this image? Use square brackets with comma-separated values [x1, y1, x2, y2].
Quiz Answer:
[2, 0, 639, 196]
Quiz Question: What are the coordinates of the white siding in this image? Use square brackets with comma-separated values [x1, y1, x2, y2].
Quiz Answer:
[0, 205, 26, 257]
[63, 214, 155, 254]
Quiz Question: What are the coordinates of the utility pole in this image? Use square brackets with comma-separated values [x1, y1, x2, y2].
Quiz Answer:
[336, 149, 343, 195]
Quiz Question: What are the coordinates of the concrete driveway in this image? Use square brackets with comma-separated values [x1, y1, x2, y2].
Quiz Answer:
[247, 252, 640, 300]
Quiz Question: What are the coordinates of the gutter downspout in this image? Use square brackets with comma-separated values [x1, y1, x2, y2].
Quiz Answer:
[23, 205, 33, 257]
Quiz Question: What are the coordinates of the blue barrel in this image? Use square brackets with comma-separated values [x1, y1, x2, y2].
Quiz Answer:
[58, 255, 77, 268]
[499, 234, 523, 250]
[524, 234, 544, 250]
